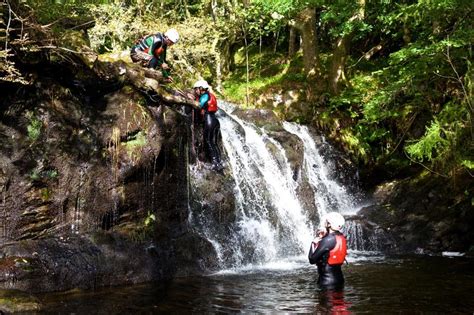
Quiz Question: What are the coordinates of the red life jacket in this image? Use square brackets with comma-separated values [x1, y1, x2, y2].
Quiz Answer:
[207, 92, 218, 113]
[199, 92, 218, 115]
[328, 234, 347, 265]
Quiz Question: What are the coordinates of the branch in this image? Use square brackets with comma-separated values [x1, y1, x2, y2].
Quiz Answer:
[4, 0, 12, 51]
[387, 113, 417, 157]
[349, 43, 383, 68]
[444, 44, 473, 113]
[404, 151, 449, 178]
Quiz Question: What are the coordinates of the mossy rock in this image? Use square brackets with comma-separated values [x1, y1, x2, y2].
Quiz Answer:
[0, 290, 41, 313]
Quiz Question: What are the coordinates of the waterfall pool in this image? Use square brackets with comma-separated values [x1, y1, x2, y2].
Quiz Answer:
[38, 253, 474, 313]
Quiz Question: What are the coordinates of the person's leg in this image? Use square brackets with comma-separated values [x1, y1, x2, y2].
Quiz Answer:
[205, 114, 223, 171]
[148, 56, 160, 69]
[211, 119, 221, 163]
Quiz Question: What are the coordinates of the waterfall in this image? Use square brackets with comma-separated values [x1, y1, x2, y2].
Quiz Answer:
[282, 122, 359, 218]
[190, 102, 381, 269]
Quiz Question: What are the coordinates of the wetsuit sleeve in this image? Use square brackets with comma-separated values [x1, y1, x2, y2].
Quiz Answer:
[308, 234, 336, 264]
[199, 93, 209, 109]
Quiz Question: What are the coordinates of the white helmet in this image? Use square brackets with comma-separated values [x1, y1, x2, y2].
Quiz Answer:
[164, 28, 179, 43]
[193, 79, 209, 89]
[323, 212, 345, 231]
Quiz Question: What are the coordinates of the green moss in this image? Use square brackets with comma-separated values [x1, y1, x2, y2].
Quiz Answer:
[26, 114, 42, 142]
[124, 131, 147, 160]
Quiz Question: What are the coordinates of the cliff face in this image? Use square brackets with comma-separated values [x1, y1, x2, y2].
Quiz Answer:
[0, 59, 198, 292]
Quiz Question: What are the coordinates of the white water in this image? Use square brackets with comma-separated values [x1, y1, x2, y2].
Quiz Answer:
[218, 103, 313, 266]
[282, 122, 360, 217]
[191, 102, 373, 269]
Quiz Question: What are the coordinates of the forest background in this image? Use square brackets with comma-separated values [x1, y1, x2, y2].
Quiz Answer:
[1, 0, 473, 187]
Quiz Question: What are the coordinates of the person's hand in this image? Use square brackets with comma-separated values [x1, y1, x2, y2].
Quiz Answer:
[161, 63, 170, 70]
[163, 77, 173, 83]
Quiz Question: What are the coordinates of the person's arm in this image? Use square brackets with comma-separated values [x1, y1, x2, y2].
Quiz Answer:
[198, 93, 209, 109]
[308, 234, 336, 264]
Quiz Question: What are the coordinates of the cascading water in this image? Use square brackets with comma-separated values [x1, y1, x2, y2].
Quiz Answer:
[282, 122, 360, 217]
[218, 105, 313, 262]
[189, 102, 383, 269]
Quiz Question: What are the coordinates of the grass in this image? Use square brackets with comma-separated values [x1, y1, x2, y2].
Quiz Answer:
[222, 48, 307, 105]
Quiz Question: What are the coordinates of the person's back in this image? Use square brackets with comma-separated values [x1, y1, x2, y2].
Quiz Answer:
[308, 212, 347, 288]
[309, 231, 347, 288]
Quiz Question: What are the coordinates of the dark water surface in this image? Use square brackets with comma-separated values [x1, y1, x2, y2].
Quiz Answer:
[38, 253, 474, 314]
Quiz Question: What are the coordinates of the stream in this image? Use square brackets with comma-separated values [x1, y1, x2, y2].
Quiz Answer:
[38, 252, 474, 313]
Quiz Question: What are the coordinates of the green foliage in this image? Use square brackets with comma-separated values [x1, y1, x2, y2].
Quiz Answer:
[15, 0, 473, 180]
[406, 120, 449, 162]
[30, 168, 59, 182]
[144, 212, 156, 227]
[131, 211, 157, 243]
[26, 113, 42, 142]
[87, 3, 146, 52]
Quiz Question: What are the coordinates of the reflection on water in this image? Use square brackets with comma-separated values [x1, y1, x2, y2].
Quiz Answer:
[38, 255, 474, 314]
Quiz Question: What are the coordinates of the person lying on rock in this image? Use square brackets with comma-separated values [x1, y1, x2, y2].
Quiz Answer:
[130, 28, 179, 83]
[309, 212, 347, 289]
[192, 80, 224, 172]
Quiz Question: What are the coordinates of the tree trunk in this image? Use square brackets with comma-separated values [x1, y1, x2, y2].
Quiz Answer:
[288, 25, 298, 57]
[182, 0, 191, 19]
[294, 8, 320, 79]
[210, 0, 217, 22]
[211, 35, 223, 92]
[329, 36, 350, 94]
[329, 0, 365, 95]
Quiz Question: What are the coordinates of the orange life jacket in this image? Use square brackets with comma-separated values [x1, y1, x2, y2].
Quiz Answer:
[327, 234, 347, 265]
[207, 92, 218, 113]
[198, 92, 218, 115]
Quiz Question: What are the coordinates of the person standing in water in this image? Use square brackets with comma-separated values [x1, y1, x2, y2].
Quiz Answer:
[309, 212, 347, 288]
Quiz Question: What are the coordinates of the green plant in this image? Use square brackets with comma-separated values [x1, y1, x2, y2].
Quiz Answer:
[124, 131, 147, 161]
[26, 115, 42, 142]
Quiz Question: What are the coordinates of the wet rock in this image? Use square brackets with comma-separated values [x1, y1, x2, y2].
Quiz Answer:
[360, 173, 474, 254]
[0, 56, 194, 292]
[0, 234, 174, 293]
[344, 214, 396, 252]
[172, 232, 219, 276]
[0, 289, 41, 313]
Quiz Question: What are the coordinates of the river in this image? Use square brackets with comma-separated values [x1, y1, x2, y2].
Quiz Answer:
[39, 252, 474, 313]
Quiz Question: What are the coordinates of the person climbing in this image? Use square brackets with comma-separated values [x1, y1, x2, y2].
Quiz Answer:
[193, 79, 224, 172]
[130, 28, 179, 82]
[309, 212, 347, 289]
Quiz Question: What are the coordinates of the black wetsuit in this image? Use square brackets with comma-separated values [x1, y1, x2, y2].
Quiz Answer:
[308, 232, 346, 288]
[204, 111, 221, 165]
[198, 92, 221, 168]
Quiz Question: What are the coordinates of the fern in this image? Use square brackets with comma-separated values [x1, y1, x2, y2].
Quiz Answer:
[405, 120, 448, 162]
